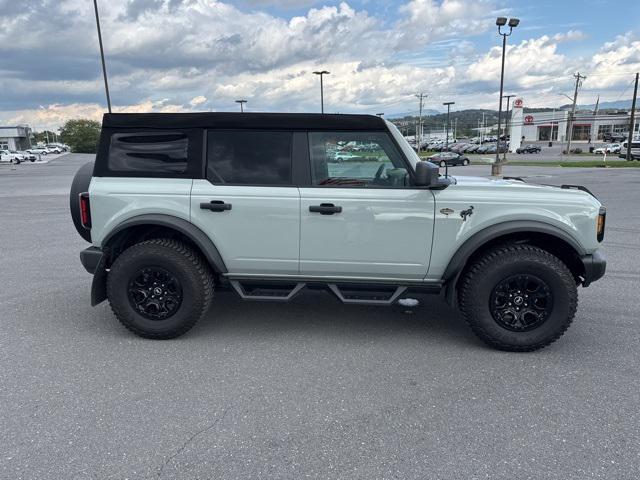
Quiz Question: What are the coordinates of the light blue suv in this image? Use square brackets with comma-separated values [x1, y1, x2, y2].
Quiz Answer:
[70, 113, 606, 351]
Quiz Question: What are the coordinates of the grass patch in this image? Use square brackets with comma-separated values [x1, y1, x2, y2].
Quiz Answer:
[506, 160, 640, 168]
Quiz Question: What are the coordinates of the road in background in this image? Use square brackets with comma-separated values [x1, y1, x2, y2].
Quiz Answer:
[1, 155, 639, 478]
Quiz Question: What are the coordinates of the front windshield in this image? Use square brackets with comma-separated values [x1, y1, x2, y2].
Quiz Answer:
[386, 120, 419, 170]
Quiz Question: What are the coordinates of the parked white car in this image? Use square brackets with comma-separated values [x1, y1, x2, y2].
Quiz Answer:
[0, 149, 25, 163]
[26, 147, 48, 155]
[594, 144, 621, 154]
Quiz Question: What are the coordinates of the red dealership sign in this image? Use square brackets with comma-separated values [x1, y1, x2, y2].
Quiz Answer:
[524, 115, 534, 125]
[514, 99, 523, 108]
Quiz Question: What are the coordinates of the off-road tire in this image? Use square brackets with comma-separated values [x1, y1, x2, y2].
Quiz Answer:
[458, 243, 578, 352]
[107, 239, 214, 339]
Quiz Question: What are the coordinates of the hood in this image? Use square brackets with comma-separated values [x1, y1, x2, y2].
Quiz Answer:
[450, 175, 599, 201]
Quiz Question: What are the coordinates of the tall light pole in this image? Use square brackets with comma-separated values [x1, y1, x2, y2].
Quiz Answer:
[93, 0, 112, 113]
[492, 17, 519, 177]
[235, 99, 247, 112]
[502, 94, 516, 160]
[416, 93, 427, 153]
[443, 102, 455, 151]
[313, 70, 330, 113]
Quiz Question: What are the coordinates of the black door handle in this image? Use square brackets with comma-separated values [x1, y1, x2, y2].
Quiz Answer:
[200, 200, 232, 212]
[309, 203, 342, 215]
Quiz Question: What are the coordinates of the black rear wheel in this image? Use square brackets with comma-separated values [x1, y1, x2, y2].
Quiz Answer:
[107, 239, 214, 339]
[458, 244, 578, 351]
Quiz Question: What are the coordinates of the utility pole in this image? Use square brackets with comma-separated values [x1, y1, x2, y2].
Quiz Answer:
[502, 94, 516, 160]
[565, 72, 586, 155]
[93, 0, 112, 113]
[415, 93, 427, 153]
[454, 117, 458, 140]
[626, 73, 639, 160]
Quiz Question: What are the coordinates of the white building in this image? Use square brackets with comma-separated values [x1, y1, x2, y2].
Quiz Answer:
[511, 102, 638, 145]
[0, 126, 33, 150]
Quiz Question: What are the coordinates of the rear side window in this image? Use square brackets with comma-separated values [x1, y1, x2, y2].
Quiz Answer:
[109, 132, 188, 173]
[207, 131, 292, 185]
[94, 128, 203, 178]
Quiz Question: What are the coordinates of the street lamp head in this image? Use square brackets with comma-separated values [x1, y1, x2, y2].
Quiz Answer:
[508, 18, 520, 28]
[313, 70, 330, 75]
[443, 101, 455, 106]
[496, 17, 507, 26]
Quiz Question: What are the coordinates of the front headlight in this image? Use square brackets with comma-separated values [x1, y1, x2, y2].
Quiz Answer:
[597, 207, 606, 242]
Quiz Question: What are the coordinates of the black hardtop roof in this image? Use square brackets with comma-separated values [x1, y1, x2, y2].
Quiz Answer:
[102, 112, 387, 131]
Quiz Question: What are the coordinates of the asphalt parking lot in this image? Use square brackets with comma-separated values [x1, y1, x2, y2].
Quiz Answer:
[1, 154, 639, 479]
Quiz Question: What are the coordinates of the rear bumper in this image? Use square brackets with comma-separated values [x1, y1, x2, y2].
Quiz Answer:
[80, 246, 103, 274]
[581, 250, 606, 287]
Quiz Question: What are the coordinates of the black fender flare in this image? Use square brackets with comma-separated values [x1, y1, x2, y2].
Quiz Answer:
[102, 214, 228, 274]
[442, 220, 585, 304]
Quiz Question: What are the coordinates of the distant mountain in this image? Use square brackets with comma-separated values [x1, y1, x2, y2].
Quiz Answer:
[559, 99, 633, 111]
[386, 109, 440, 119]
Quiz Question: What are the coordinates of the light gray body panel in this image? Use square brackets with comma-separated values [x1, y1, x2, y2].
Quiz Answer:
[299, 187, 435, 279]
[190, 180, 300, 274]
[426, 176, 602, 280]
[89, 177, 193, 247]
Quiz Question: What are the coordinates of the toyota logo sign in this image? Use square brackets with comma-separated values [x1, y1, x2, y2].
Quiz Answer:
[514, 98, 523, 108]
[524, 115, 534, 125]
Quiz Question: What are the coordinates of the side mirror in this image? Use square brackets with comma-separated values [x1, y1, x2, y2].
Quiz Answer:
[414, 160, 439, 187]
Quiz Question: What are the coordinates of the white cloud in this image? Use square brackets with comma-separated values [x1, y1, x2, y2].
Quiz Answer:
[189, 95, 208, 106]
[588, 32, 640, 89]
[465, 35, 572, 89]
[1, 1, 638, 129]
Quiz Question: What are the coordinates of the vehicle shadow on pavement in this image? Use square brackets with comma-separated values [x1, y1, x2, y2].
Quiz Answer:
[186, 290, 481, 349]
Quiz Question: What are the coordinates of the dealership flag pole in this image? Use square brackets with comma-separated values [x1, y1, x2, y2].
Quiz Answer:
[93, 0, 112, 113]
[627, 73, 638, 161]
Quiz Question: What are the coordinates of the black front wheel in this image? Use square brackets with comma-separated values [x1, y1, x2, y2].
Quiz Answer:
[458, 244, 578, 351]
[107, 239, 214, 339]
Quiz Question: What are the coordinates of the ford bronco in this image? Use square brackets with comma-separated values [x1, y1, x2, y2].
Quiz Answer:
[70, 113, 606, 351]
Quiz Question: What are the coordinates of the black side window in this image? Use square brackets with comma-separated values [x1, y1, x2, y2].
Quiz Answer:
[207, 131, 292, 185]
[108, 132, 188, 173]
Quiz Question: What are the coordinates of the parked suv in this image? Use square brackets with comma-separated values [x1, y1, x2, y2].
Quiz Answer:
[70, 113, 606, 351]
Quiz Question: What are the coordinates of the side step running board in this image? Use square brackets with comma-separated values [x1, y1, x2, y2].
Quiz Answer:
[327, 284, 408, 305]
[227, 279, 428, 306]
[229, 280, 305, 302]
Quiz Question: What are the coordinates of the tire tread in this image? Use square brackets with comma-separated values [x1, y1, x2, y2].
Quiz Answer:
[107, 238, 214, 339]
[458, 243, 578, 352]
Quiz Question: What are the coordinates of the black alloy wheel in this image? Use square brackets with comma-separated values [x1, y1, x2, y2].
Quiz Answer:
[127, 266, 183, 320]
[490, 274, 553, 332]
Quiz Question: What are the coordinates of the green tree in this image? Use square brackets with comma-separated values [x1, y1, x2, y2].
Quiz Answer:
[59, 119, 102, 153]
[33, 130, 58, 144]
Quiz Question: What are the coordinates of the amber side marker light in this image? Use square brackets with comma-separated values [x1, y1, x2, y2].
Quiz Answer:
[597, 207, 606, 242]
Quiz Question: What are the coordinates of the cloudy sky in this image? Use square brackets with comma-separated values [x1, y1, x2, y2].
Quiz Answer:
[1, 0, 639, 130]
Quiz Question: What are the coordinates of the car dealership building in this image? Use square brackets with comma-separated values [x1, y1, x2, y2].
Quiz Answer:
[510, 100, 639, 146]
[0, 125, 33, 150]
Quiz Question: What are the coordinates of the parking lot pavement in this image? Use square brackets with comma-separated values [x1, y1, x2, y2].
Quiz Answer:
[1, 154, 639, 479]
